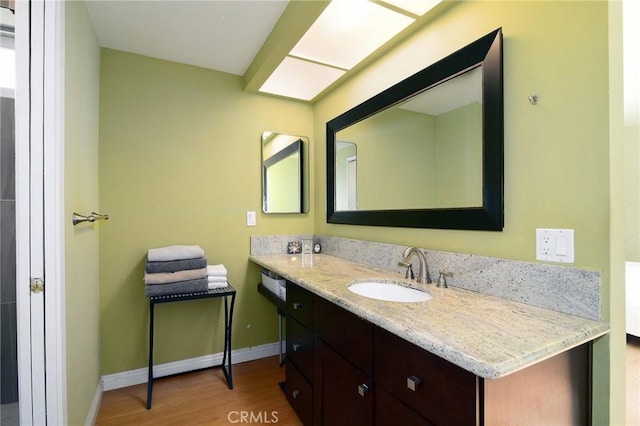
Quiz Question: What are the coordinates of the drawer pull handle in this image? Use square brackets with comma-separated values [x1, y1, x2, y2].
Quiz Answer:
[292, 343, 303, 352]
[293, 302, 303, 310]
[292, 389, 301, 399]
[407, 376, 422, 391]
[357, 383, 370, 397]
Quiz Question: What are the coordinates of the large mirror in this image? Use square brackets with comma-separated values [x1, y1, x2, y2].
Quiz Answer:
[262, 131, 309, 213]
[327, 28, 503, 230]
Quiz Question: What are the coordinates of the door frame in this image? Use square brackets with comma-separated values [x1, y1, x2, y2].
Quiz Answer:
[14, 0, 66, 424]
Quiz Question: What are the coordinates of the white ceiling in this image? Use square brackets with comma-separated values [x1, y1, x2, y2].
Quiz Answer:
[85, 0, 289, 76]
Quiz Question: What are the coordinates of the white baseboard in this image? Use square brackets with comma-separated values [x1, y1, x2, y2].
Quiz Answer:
[85, 380, 103, 426]
[101, 342, 281, 391]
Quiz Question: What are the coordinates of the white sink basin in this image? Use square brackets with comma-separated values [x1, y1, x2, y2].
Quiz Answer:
[348, 280, 432, 302]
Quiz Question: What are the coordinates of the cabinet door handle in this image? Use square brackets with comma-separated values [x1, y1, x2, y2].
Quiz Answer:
[292, 343, 302, 352]
[357, 383, 370, 397]
[292, 389, 301, 399]
[407, 376, 422, 391]
[293, 302, 303, 310]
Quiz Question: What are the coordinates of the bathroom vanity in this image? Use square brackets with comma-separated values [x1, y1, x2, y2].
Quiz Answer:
[251, 253, 608, 425]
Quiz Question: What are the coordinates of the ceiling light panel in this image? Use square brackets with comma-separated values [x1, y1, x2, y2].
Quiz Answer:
[259, 56, 346, 101]
[290, 0, 414, 70]
[382, 0, 441, 17]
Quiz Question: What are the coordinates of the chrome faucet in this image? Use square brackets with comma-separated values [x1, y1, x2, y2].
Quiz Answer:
[402, 247, 432, 284]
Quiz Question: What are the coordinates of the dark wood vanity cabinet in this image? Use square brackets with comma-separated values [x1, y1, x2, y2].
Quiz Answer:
[281, 282, 590, 426]
[285, 282, 374, 426]
[313, 296, 374, 425]
[285, 283, 315, 425]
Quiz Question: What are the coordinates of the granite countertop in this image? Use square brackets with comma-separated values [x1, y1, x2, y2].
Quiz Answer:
[250, 253, 609, 380]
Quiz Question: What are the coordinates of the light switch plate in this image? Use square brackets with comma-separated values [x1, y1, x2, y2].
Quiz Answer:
[536, 228, 574, 263]
[246, 211, 256, 227]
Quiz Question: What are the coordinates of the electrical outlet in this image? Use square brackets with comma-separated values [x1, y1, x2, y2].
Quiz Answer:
[536, 229, 574, 263]
[539, 233, 552, 255]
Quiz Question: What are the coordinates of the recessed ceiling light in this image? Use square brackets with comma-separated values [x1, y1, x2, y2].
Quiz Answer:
[289, 0, 414, 70]
[259, 56, 346, 101]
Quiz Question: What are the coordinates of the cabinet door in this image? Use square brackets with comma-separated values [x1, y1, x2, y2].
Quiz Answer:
[314, 295, 373, 375]
[317, 341, 373, 426]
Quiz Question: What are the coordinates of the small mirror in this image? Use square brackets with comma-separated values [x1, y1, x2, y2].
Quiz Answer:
[262, 131, 309, 213]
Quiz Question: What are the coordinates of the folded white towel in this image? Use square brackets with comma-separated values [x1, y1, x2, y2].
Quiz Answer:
[208, 281, 228, 289]
[208, 276, 227, 284]
[207, 264, 227, 277]
[148, 245, 204, 262]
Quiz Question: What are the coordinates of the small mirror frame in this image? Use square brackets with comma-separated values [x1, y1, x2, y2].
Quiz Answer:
[326, 28, 503, 231]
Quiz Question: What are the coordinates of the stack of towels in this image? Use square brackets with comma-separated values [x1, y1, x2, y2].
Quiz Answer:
[207, 264, 229, 289]
[144, 245, 208, 297]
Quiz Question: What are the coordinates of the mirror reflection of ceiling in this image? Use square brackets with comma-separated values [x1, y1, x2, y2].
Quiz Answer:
[400, 66, 482, 116]
[85, 0, 444, 102]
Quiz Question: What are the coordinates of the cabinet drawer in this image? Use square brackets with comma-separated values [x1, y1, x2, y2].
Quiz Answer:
[286, 363, 313, 426]
[314, 296, 373, 375]
[287, 282, 315, 328]
[375, 387, 433, 426]
[286, 317, 314, 381]
[374, 327, 478, 425]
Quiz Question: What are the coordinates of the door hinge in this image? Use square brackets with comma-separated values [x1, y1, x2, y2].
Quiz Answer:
[30, 277, 44, 294]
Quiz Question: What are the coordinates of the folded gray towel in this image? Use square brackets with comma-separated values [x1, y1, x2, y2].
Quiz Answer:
[144, 278, 208, 297]
[147, 245, 205, 262]
[145, 257, 207, 273]
[144, 267, 207, 285]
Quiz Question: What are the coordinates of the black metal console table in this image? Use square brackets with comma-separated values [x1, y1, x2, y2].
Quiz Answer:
[147, 284, 237, 409]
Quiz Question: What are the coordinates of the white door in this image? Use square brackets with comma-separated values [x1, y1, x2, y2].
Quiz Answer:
[14, 1, 65, 424]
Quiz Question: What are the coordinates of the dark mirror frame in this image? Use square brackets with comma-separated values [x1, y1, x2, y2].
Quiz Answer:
[326, 28, 503, 231]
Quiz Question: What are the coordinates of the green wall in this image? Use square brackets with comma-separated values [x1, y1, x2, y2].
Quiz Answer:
[98, 50, 314, 374]
[339, 107, 436, 209]
[313, 1, 622, 424]
[65, 1, 101, 424]
[435, 103, 482, 206]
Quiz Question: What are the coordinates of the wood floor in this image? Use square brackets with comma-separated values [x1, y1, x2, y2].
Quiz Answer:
[95, 356, 302, 426]
[97, 343, 640, 426]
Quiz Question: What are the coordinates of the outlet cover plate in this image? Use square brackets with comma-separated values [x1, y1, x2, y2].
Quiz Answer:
[536, 228, 574, 263]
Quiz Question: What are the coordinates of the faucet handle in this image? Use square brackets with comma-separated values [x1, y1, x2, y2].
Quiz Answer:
[398, 261, 414, 279]
[437, 271, 453, 288]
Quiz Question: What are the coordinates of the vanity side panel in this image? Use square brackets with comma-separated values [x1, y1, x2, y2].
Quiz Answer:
[483, 343, 590, 425]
